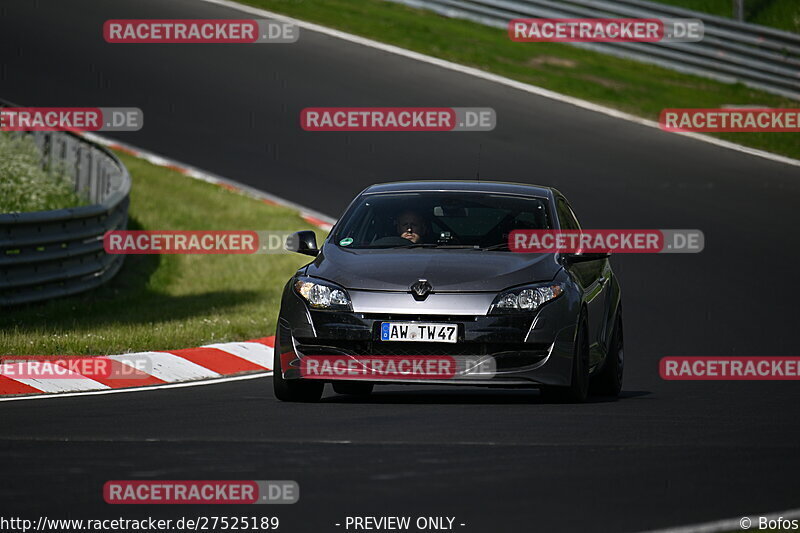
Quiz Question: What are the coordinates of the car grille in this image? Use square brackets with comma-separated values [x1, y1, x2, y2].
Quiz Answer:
[360, 313, 480, 322]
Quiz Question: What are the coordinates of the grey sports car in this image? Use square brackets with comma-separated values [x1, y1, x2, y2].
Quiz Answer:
[274, 180, 623, 402]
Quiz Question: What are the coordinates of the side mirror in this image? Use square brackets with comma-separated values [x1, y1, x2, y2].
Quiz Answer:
[287, 230, 319, 256]
[562, 252, 610, 264]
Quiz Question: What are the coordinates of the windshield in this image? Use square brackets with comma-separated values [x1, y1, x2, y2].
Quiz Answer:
[331, 191, 552, 250]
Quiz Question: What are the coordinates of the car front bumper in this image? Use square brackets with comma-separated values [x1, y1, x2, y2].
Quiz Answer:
[276, 287, 580, 387]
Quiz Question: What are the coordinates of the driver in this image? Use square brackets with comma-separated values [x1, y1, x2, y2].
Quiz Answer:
[394, 210, 429, 244]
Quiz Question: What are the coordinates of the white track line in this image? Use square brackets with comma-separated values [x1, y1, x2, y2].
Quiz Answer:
[108, 351, 221, 382]
[196, 0, 800, 168]
[641, 507, 800, 533]
[0, 372, 271, 402]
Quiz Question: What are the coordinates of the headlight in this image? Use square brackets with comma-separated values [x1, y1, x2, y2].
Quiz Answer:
[490, 283, 564, 314]
[294, 276, 352, 310]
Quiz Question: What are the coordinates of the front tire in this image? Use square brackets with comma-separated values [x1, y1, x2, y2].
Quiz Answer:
[272, 329, 323, 402]
[541, 312, 590, 403]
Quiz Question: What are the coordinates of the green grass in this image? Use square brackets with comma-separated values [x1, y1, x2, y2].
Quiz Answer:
[238, 0, 799, 160]
[653, 0, 800, 33]
[0, 133, 86, 213]
[0, 152, 324, 355]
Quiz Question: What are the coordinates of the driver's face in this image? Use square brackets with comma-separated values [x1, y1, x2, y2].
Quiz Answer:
[395, 212, 426, 243]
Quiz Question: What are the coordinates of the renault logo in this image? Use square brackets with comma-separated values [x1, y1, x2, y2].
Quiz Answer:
[410, 279, 433, 300]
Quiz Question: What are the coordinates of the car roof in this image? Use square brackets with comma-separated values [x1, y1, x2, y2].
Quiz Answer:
[362, 180, 559, 199]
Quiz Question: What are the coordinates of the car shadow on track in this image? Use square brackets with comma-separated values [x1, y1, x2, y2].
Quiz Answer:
[321, 388, 651, 405]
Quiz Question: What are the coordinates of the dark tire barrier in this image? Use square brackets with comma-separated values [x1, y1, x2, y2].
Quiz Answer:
[0, 127, 130, 306]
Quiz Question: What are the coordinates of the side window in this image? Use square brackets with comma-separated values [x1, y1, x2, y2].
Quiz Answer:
[556, 197, 581, 230]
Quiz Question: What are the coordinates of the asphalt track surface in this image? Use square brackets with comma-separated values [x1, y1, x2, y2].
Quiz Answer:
[2, 1, 799, 531]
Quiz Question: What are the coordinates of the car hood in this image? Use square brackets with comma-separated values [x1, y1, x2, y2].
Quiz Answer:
[304, 244, 562, 292]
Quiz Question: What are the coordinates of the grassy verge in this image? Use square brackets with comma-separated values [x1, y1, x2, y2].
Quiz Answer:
[653, 0, 800, 33]
[239, 0, 799, 160]
[0, 133, 86, 213]
[0, 152, 324, 355]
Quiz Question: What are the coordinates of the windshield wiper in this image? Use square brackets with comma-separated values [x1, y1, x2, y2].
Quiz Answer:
[407, 243, 480, 249]
[401, 243, 510, 250]
[366, 243, 438, 249]
[372, 243, 481, 249]
[364, 243, 501, 250]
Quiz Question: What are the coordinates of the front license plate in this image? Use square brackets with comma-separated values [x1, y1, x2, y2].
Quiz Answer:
[380, 322, 457, 343]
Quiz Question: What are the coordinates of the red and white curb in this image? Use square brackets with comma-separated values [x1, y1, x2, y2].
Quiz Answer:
[0, 336, 275, 398]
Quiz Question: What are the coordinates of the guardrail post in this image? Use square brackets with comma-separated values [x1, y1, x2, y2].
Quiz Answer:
[734, 0, 744, 22]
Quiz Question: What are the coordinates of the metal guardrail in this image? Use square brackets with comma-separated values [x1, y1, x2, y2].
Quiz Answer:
[387, 0, 800, 100]
[0, 104, 131, 306]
